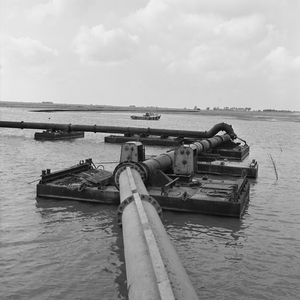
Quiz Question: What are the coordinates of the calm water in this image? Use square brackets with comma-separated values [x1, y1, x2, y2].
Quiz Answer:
[1, 108, 300, 299]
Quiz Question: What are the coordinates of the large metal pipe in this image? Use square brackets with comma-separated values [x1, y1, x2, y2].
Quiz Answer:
[118, 167, 199, 300]
[142, 152, 175, 177]
[114, 133, 232, 187]
[193, 134, 231, 155]
[140, 133, 231, 179]
[0, 121, 236, 139]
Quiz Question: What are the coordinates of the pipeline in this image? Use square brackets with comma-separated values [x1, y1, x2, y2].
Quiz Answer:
[114, 133, 231, 186]
[0, 121, 236, 139]
[192, 134, 232, 154]
[118, 166, 199, 300]
[114, 134, 234, 298]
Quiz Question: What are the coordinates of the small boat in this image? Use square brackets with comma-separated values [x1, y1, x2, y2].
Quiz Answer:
[131, 112, 161, 120]
[34, 129, 84, 140]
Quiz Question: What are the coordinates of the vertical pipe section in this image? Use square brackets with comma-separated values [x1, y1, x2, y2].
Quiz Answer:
[119, 167, 199, 300]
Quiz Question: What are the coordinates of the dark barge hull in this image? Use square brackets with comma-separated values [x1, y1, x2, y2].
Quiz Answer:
[34, 131, 84, 140]
[37, 181, 249, 218]
[130, 113, 161, 120]
[197, 159, 258, 178]
[36, 162, 251, 218]
[131, 116, 161, 120]
[105, 135, 184, 146]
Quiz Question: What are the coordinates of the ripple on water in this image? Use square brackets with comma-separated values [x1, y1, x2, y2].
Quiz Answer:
[1, 109, 300, 299]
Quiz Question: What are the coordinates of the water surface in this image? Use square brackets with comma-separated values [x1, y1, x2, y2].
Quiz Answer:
[1, 108, 300, 299]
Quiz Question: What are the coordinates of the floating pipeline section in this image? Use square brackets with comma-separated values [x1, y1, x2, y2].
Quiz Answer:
[0, 121, 237, 139]
[113, 133, 231, 186]
[118, 166, 199, 300]
[115, 135, 236, 299]
[193, 134, 231, 153]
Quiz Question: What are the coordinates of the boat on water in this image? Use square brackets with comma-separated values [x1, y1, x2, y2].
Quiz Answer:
[131, 112, 161, 120]
[34, 129, 84, 140]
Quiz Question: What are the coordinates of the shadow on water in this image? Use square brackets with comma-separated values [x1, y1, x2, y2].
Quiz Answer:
[35, 198, 128, 300]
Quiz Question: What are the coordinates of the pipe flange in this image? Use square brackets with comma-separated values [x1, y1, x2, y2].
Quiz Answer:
[113, 161, 148, 189]
[140, 194, 163, 220]
[117, 195, 134, 226]
[138, 161, 150, 179]
[117, 194, 163, 227]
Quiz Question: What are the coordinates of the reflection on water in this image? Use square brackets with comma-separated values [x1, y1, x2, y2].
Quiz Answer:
[34, 199, 128, 299]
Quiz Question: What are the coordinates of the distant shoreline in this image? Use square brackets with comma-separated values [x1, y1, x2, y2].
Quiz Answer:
[1, 101, 299, 122]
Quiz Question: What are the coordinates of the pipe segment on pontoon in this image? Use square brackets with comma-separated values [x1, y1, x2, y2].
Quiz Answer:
[114, 133, 232, 186]
[118, 166, 199, 300]
[0, 121, 237, 139]
[114, 134, 231, 298]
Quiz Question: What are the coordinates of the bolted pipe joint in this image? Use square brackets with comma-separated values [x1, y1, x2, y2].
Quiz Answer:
[113, 161, 149, 188]
[117, 194, 163, 227]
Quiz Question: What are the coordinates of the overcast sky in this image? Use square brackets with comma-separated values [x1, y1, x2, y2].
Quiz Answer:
[1, 0, 300, 110]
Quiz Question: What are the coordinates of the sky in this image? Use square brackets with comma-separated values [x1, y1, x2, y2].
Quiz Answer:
[1, 0, 300, 111]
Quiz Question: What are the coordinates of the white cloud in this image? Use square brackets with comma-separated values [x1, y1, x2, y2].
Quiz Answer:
[262, 47, 300, 80]
[214, 14, 268, 45]
[72, 25, 140, 65]
[125, 0, 270, 38]
[26, 0, 95, 23]
[2, 34, 58, 66]
[166, 44, 249, 82]
[2, 0, 299, 110]
[26, 0, 63, 22]
[125, 0, 274, 77]
[125, 0, 169, 32]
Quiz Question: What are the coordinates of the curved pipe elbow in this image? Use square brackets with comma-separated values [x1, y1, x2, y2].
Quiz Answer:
[206, 123, 236, 139]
